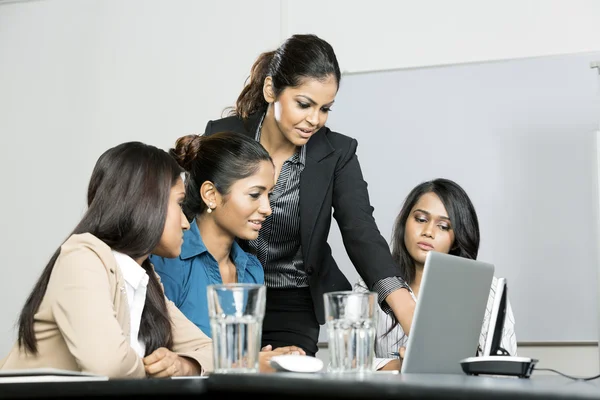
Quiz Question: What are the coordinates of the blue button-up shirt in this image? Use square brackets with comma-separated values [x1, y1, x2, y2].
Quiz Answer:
[150, 219, 264, 338]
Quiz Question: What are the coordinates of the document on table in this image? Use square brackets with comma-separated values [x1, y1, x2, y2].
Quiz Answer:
[0, 368, 108, 383]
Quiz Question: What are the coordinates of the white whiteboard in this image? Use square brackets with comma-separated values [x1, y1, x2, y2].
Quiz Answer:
[321, 52, 600, 343]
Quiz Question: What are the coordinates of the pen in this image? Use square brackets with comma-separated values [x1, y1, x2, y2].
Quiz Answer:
[389, 352, 400, 358]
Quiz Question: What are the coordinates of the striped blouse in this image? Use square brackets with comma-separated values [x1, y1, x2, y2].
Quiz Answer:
[250, 114, 411, 304]
[249, 115, 309, 288]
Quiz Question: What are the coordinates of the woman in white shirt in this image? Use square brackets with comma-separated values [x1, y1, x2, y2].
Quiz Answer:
[355, 178, 516, 371]
[1, 142, 213, 377]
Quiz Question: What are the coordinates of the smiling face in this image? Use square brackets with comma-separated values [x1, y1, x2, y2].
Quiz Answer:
[264, 75, 338, 147]
[152, 177, 190, 258]
[212, 160, 275, 241]
[404, 192, 455, 269]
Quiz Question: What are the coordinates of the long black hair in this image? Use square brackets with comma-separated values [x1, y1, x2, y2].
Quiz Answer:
[383, 178, 480, 338]
[391, 178, 480, 286]
[18, 142, 183, 355]
[230, 33, 342, 119]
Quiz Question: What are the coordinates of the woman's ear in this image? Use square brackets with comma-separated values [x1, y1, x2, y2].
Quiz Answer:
[263, 76, 275, 103]
[200, 181, 218, 212]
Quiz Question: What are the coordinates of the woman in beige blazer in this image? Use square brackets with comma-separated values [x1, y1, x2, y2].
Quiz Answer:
[0, 141, 213, 378]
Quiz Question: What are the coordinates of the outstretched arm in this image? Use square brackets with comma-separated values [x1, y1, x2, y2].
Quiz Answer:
[332, 138, 415, 334]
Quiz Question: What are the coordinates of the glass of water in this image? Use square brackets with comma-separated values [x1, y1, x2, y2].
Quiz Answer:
[325, 290, 378, 373]
[207, 283, 266, 373]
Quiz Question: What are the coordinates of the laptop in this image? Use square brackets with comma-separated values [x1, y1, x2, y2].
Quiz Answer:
[400, 251, 494, 375]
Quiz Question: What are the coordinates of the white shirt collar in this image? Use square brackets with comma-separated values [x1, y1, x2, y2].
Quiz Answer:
[112, 251, 148, 289]
[112, 250, 149, 358]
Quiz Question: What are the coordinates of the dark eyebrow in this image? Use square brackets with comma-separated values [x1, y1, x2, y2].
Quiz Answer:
[414, 209, 450, 221]
[249, 186, 267, 191]
[297, 95, 335, 107]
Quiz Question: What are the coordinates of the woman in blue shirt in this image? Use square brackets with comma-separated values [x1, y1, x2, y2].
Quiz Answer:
[150, 131, 274, 336]
[150, 131, 305, 370]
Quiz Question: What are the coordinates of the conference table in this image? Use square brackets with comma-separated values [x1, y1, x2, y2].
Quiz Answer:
[2, 371, 600, 399]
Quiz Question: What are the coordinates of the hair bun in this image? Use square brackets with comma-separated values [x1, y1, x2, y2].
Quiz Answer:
[170, 134, 202, 171]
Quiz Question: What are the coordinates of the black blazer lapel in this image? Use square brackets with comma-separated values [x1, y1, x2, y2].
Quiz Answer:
[299, 129, 335, 265]
[240, 112, 263, 139]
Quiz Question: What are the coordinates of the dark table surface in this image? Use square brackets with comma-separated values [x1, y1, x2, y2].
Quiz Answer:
[2, 371, 600, 400]
[208, 372, 600, 400]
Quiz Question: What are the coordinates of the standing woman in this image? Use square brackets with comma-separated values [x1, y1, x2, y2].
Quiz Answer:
[203, 34, 414, 356]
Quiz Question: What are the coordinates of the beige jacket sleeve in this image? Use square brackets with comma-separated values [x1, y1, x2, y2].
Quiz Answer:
[167, 299, 214, 374]
[152, 270, 214, 374]
[50, 242, 146, 378]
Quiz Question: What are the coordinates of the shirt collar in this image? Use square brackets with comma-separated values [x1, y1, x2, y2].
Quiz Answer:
[255, 112, 306, 167]
[112, 251, 148, 289]
[294, 145, 307, 166]
[179, 219, 251, 282]
[179, 218, 209, 260]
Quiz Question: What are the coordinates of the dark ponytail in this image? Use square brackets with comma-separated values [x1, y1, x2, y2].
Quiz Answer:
[229, 34, 341, 120]
[230, 51, 276, 119]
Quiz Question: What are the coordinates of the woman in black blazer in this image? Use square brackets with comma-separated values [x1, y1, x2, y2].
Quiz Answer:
[203, 34, 415, 356]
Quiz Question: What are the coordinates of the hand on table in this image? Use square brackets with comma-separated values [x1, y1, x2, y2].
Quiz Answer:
[143, 347, 200, 377]
[259, 344, 306, 373]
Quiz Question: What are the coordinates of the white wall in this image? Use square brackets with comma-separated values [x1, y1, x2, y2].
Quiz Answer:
[284, 0, 600, 73]
[1, 0, 599, 374]
[0, 0, 281, 352]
